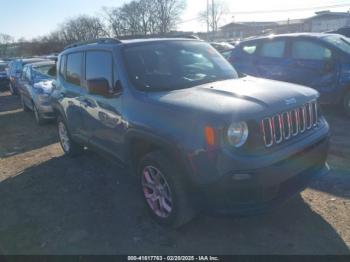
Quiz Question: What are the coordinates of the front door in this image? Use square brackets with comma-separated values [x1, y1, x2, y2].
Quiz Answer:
[81, 50, 125, 161]
[287, 39, 339, 103]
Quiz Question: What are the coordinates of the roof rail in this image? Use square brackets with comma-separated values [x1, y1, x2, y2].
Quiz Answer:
[64, 38, 122, 50]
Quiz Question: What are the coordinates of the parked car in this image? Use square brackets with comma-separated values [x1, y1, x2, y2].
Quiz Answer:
[328, 27, 350, 38]
[0, 61, 10, 90]
[8, 58, 47, 95]
[18, 61, 57, 124]
[51, 38, 330, 227]
[229, 33, 350, 115]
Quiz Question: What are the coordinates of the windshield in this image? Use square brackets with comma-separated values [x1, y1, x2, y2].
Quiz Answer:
[123, 41, 238, 91]
[323, 35, 350, 54]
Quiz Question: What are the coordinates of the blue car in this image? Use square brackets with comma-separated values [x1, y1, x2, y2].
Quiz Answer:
[229, 33, 350, 115]
[8, 58, 47, 95]
[18, 61, 56, 124]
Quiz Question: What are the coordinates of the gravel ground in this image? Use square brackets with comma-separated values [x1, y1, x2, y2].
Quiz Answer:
[0, 90, 349, 255]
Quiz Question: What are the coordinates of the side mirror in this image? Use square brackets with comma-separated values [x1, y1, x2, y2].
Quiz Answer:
[87, 78, 110, 96]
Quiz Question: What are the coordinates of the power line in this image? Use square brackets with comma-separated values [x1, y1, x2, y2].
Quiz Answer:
[228, 3, 350, 15]
[177, 3, 350, 25]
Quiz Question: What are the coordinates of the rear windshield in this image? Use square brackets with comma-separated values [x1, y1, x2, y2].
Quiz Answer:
[323, 35, 350, 54]
[33, 64, 56, 78]
[123, 41, 238, 91]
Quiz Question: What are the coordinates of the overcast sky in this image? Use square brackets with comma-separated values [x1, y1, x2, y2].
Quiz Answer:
[1, 0, 350, 40]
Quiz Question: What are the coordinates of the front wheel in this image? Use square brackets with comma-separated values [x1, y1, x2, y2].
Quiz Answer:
[344, 91, 350, 117]
[57, 116, 84, 157]
[139, 151, 196, 228]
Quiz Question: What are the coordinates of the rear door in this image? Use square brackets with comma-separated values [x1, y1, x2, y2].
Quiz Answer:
[60, 52, 88, 142]
[287, 38, 339, 101]
[255, 38, 289, 81]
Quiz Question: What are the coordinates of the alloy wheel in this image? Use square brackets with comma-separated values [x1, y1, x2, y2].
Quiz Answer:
[142, 165, 173, 218]
[58, 121, 70, 153]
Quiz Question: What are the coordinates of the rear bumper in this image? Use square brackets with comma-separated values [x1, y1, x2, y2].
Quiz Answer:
[198, 136, 330, 215]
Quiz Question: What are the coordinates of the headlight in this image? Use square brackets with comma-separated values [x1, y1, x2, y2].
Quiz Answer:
[227, 122, 249, 148]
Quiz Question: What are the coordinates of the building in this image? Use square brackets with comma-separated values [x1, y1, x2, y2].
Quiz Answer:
[219, 10, 350, 40]
[306, 11, 350, 32]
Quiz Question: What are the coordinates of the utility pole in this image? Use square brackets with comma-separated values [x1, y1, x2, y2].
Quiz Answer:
[212, 0, 215, 33]
[207, 0, 209, 34]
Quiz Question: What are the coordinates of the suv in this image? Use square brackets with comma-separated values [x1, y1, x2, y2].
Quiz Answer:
[51, 38, 330, 227]
[229, 33, 350, 115]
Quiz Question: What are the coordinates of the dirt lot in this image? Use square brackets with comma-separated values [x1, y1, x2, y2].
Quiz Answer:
[0, 90, 350, 255]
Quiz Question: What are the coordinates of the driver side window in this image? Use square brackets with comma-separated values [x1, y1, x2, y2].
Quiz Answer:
[292, 40, 332, 60]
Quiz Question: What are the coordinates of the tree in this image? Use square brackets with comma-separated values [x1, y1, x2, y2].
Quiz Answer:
[102, 0, 185, 37]
[199, 0, 229, 33]
[0, 33, 14, 57]
[156, 0, 186, 34]
[59, 15, 109, 43]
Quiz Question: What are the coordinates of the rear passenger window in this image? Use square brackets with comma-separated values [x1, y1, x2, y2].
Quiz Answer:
[260, 40, 286, 58]
[85, 51, 113, 88]
[242, 44, 257, 55]
[66, 53, 82, 86]
[59, 55, 66, 79]
[292, 40, 332, 60]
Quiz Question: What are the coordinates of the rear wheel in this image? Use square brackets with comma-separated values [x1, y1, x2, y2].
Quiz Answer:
[344, 91, 350, 117]
[21, 95, 30, 112]
[139, 151, 196, 228]
[9, 82, 17, 95]
[57, 116, 84, 157]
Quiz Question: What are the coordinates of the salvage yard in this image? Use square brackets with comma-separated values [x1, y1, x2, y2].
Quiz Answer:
[0, 90, 350, 255]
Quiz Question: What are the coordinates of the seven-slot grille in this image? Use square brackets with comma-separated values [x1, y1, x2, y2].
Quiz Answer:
[260, 100, 319, 148]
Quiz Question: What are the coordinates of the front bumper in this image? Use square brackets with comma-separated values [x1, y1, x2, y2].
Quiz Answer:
[36, 101, 55, 119]
[198, 136, 330, 215]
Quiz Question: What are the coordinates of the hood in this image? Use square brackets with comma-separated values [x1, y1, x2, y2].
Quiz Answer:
[148, 76, 319, 119]
[33, 79, 54, 94]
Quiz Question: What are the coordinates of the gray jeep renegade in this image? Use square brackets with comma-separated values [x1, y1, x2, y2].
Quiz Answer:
[51, 38, 330, 227]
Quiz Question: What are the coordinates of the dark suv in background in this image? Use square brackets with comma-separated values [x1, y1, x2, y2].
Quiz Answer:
[229, 33, 350, 115]
[0, 61, 10, 90]
[51, 38, 330, 227]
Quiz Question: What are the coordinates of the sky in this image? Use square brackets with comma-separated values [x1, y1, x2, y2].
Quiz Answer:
[1, 0, 350, 40]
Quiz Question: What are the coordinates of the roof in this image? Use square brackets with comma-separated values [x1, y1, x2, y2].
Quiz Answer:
[307, 11, 350, 20]
[61, 38, 201, 54]
[28, 61, 55, 68]
[240, 32, 339, 42]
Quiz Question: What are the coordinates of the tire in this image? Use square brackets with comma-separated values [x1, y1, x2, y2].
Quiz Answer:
[57, 115, 84, 157]
[9, 82, 17, 95]
[344, 91, 350, 117]
[33, 104, 45, 125]
[139, 151, 196, 228]
[21, 95, 30, 112]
